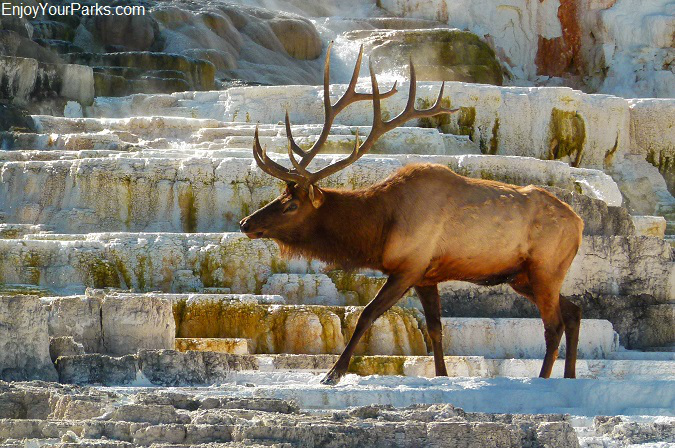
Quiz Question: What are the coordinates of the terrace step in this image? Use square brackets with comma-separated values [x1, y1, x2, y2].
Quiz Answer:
[226, 371, 675, 417]
[0, 223, 50, 239]
[170, 298, 621, 359]
[55, 351, 675, 384]
[174, 316, 621, 360]
[0, 232, 669, 304]
[0, 153, 622, 234]
[81, 83, 629, 174]
[441, 318, 619, 359]
[33, 115, 225, 134]
[1, 131, 127, 152]
[176, 337, 252, 355]
[607, 350, 675, 360]
[5, 129, 474, 157]
[29, 116, 479, 156]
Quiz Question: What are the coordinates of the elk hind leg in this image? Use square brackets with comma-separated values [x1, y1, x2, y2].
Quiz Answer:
[539, 304, 564, 378]
[414, 285, 448, 377]
[510, 272, 564, 379]
[560, 297, 581, 378]
[321, 274, 412, 385]
[531, 280, 566, 379]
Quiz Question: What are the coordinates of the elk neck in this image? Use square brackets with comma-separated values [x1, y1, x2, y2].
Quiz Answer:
[275, 187, 391, 270]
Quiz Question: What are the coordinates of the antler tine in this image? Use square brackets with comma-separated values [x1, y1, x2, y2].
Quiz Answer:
[275, 48, 452, 187]
[421, 81, 460, 116]
[332, 44, 364, 111]
[406, 56, 417, 112]
[305, 129, 361, 184]
[297, 43, 362, 169]
[369, 59, 382, 132]
[382, 58, 419, 129]
[303, 56, 461, 185]
[427, 81, 453, 113]
[433, 82, 445, 108]
[284, 110, 306, 157]
[252, 125, 305, 184]
[322, 41, 334, 124]
[385, 58, 459, 130]
[287, 139, 312, 185]
[349, 59, 385, 157]
[296, 44, 399, 170]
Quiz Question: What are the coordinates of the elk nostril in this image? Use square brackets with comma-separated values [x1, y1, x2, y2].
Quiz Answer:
[239, 219, 250, 232]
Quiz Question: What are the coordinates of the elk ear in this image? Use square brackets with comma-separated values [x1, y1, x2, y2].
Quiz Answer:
[308, 184, 325, 208]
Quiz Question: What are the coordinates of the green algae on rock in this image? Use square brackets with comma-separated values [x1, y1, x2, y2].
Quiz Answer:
[0, 283, 53, 297]
[347, 28, 502, 86]
[172, 300, 427, 356]
[549, 108, 586, 167]
[64, 52, 215, 93]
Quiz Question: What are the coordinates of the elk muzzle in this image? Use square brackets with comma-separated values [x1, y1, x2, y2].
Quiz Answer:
[239, 217, 264, 239]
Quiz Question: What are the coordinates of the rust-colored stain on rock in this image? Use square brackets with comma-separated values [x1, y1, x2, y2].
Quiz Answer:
[535, 0, 582, 77]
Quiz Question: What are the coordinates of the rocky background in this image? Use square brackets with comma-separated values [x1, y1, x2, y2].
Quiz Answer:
[0, 0, 673, 446]
[1, 0, 672, 193]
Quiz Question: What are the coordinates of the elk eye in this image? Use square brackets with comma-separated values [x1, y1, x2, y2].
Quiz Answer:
[284, 203, 298, 213]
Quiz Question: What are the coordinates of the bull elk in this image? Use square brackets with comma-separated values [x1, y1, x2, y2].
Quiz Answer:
[240, 44, 584, 385]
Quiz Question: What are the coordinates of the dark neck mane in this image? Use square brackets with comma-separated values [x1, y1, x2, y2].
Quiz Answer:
[274, 189, 391, 270]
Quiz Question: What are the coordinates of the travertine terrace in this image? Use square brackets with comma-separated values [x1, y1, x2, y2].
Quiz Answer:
[0, 0, 673, 446]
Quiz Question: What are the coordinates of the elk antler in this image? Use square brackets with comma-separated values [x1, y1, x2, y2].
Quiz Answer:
[284, 42, 398, 164]
[253, 126, 306, 184]
[252, 43, 459, 187]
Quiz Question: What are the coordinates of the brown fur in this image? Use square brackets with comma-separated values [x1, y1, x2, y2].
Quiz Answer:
[241, 163, 584, 384]
[274, 187, 392, 270]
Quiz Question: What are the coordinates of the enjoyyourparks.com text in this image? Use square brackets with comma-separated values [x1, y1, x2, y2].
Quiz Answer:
[1, 2, 146, 19]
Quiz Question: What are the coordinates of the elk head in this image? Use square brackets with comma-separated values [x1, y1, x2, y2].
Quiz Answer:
[239, 43, 457, 240]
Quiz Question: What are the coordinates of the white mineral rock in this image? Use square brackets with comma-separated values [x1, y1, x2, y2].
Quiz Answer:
[0, 296, 58, 381]
[632, 216, 667, 239]
[441, 317, 619, 359]
[100, 293, 176, 356]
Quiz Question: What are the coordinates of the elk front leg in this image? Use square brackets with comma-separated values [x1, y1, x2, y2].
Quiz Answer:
[321, 274, 413, 385]
[414, 284, 448, 377]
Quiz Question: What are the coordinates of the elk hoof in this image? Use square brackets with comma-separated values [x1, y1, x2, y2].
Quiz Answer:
[320, 369, 344, 385]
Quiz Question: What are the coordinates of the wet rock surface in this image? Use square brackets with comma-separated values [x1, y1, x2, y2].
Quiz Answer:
[0, 55, 94, 107]
[347, 28, 503, 85]
[0, 0, 330, 104]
